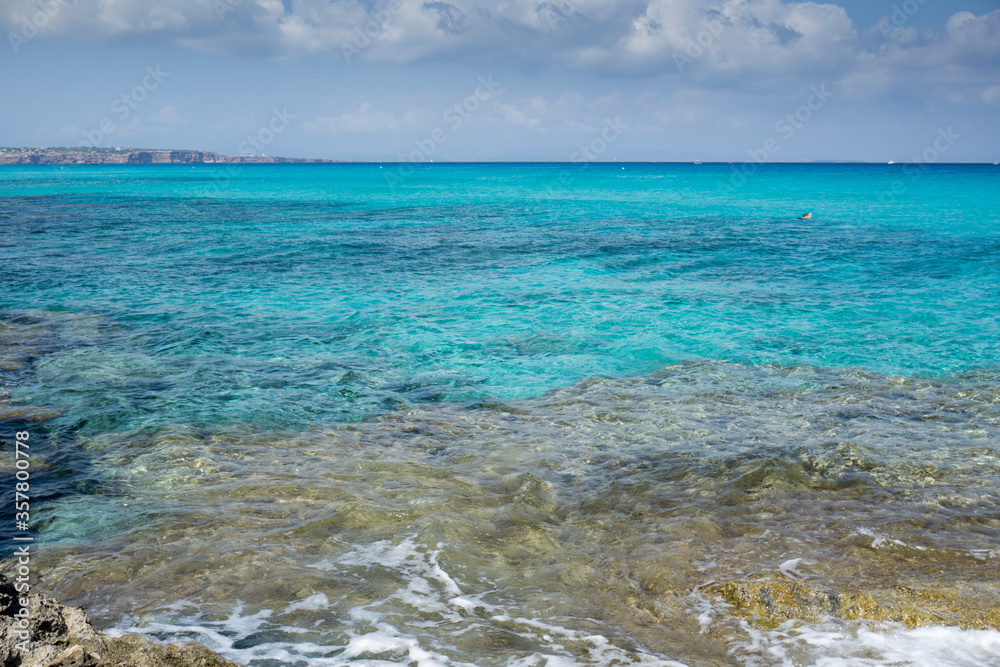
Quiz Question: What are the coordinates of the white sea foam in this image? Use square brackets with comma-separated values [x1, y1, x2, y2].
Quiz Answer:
[285, 593, 332, 614]
[109, 591, 1000, 667]
[679, 577, 1000, 667]
[686, 582, 727, 633]
[777, 558, 810, 582]
[111, 535, 693, 666]
[852, 526, 912, 551]
[106, 534, 1000, 667]
[737, 618, 1000, 667]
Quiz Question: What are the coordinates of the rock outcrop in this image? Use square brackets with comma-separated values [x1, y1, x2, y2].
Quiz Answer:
[0, 575, 237, 667]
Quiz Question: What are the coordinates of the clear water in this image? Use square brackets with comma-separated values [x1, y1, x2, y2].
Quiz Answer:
[2, 163, 999, 666]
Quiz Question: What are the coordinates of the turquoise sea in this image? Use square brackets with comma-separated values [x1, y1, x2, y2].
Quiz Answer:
[3, 163, 1000, 665]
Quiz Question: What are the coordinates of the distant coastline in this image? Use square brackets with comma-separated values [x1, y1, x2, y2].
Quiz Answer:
[2, 149, 995, 165]
[0, 147, 349, 165]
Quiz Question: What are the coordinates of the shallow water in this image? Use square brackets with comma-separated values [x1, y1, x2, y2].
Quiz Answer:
[2, 163, 1000, 665]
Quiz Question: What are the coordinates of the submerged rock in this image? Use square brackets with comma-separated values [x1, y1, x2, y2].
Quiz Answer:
[0, 402, 62, 423]
[0, 575, 237, 667]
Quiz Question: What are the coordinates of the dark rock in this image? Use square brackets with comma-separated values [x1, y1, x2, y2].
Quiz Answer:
[0, 577, 18, 616]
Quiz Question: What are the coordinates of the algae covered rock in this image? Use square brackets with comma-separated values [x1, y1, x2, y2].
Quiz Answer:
[715, 580, 891, 627]
[713, 578, 1000, 631]
[98, 635, 239, 667]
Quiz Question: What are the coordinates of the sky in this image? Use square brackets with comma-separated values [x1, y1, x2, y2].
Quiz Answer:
[1, 0, 999, 162]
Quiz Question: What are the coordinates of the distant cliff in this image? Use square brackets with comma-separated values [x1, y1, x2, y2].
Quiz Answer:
[0, 147, 347, 165]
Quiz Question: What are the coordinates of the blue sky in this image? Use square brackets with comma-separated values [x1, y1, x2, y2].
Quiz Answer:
[2, 0, 998, 161]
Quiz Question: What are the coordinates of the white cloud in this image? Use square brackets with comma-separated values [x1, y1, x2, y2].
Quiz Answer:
[983, 85, 1000, 107]
[842, 9, 1000, 101]
[1, 1, 997, 104]
[203, 113, 259, 136]
[303, 102, 420, 134]
[151, 104, 183, 125]
[498, 102, 539, 127]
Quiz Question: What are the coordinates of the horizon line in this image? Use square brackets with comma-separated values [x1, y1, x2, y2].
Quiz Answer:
[2, 147, 998, 166]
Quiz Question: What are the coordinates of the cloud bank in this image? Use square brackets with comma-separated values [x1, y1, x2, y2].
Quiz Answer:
[4, 0, 999, 92]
